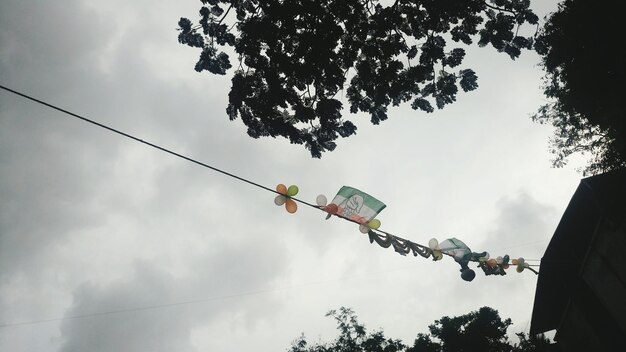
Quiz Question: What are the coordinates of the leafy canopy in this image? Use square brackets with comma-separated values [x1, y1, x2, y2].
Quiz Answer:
[533, 0, 626, 175]
[289, 306, 557, 352]
[178, 0, 538, 157]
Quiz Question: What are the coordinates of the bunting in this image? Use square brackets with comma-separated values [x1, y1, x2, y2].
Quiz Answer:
[274, 183, 539, 282]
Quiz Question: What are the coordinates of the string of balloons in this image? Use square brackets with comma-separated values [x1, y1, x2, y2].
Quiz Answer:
[0, 84, 540, 283]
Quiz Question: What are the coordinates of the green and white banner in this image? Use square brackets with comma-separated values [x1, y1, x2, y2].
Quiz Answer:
[330, 186, 386, 224]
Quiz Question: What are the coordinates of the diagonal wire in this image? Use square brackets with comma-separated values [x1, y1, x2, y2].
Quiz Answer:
[0, 84, 539, 279]
[0, 84, 542, 264]
[0, 84, 416, 245]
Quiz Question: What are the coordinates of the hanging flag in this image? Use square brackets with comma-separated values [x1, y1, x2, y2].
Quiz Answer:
[281, 185, 538, 281]
[330, 186, 386, 224]
[438, 238, 472, 262]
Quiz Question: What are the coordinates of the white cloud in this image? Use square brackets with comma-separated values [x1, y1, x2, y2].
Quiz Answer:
[1, 0, 578, 351]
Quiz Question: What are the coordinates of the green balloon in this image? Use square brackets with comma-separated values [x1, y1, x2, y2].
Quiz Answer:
[287, 185, 299, 197]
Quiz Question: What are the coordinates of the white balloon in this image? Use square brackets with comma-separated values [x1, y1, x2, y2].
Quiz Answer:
[359, 224, 369, 234]
[274, 195, 287, 206]
[496, 256, 503, 264]
[428, 238, 439, 250]
[316, 194, 328, 207]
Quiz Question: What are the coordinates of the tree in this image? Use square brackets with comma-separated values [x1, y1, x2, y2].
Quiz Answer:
[288, 307, 557, 352]
[533, 0, 626, 175]
[513, 333, 559, 352]
[178, 0, 538, 157]
[289, 307, 406, 352]
[414, 307, 513, 352]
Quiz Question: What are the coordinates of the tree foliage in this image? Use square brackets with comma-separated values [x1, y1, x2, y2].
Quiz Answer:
[289, 307, 406, 352]
[514, 333, 558, 352]
[289, 307, 557, 352]
[533, 0, 626, 175]
[178, 0, 538, 157]
[418, 307, 513, 352]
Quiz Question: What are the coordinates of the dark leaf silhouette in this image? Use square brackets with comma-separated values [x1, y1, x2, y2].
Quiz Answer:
[533, 0, 626, 174]
[289, 307, 557, 351]
[178, 0, 537, 157]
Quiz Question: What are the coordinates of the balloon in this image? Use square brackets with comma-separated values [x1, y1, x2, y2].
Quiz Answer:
[274, 195, 287, 206]
[316, 195, 327, 207]
[287, 185, 299, 197]
[487, 258, 497, 268]
[368, 219, 381, 229]
[511, 259, 519, 265]
[276, 184, 287, 195]
[461, 269, 476, 282]
[428, 238, 439, 250]
[324, 203, 338, 214]
[285, 199, 297, 213]
[516, 257, 525, 272]
[496, 256, 503, 264]
[359, 224, 369, 233]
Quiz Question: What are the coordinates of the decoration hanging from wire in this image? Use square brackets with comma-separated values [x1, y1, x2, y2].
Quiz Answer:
[0, 84, 540, 284]
[275, 184, 539, 282]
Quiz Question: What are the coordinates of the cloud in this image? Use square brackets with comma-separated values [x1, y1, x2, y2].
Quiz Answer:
[0, 0, 577, 351]
[482, 191, 559, 257]
[59, 231, 289, 352]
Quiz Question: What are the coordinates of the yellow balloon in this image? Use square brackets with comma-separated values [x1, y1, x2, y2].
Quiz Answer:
[433, 250, 443, 261]
[368, 219, 381, 229]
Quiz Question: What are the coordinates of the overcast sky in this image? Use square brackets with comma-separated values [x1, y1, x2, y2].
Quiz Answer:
[1, 1, 581, 351]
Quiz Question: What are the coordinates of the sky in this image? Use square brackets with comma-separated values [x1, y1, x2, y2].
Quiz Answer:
[0, 1, 581, 351]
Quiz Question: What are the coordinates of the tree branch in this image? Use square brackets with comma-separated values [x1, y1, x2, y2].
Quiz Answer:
[217, 5, 233, 26]
[482, 1, 518, 16]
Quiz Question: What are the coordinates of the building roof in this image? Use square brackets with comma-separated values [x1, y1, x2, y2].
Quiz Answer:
[530, 169, 626, 335]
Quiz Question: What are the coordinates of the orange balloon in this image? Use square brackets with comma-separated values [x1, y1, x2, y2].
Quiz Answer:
[324, 203, 338, 214]
[487, 258, 497, 268]
[285, 199, 297, 213]
[276, 184, 287, 195]
[511, 259, 519, 265]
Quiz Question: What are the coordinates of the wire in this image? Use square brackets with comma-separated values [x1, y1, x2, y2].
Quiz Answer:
[0, 84, 417, 244]
[0, 84, 539, 272]
[0, 83, 546, 328]
[0, 85, 283, 195]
